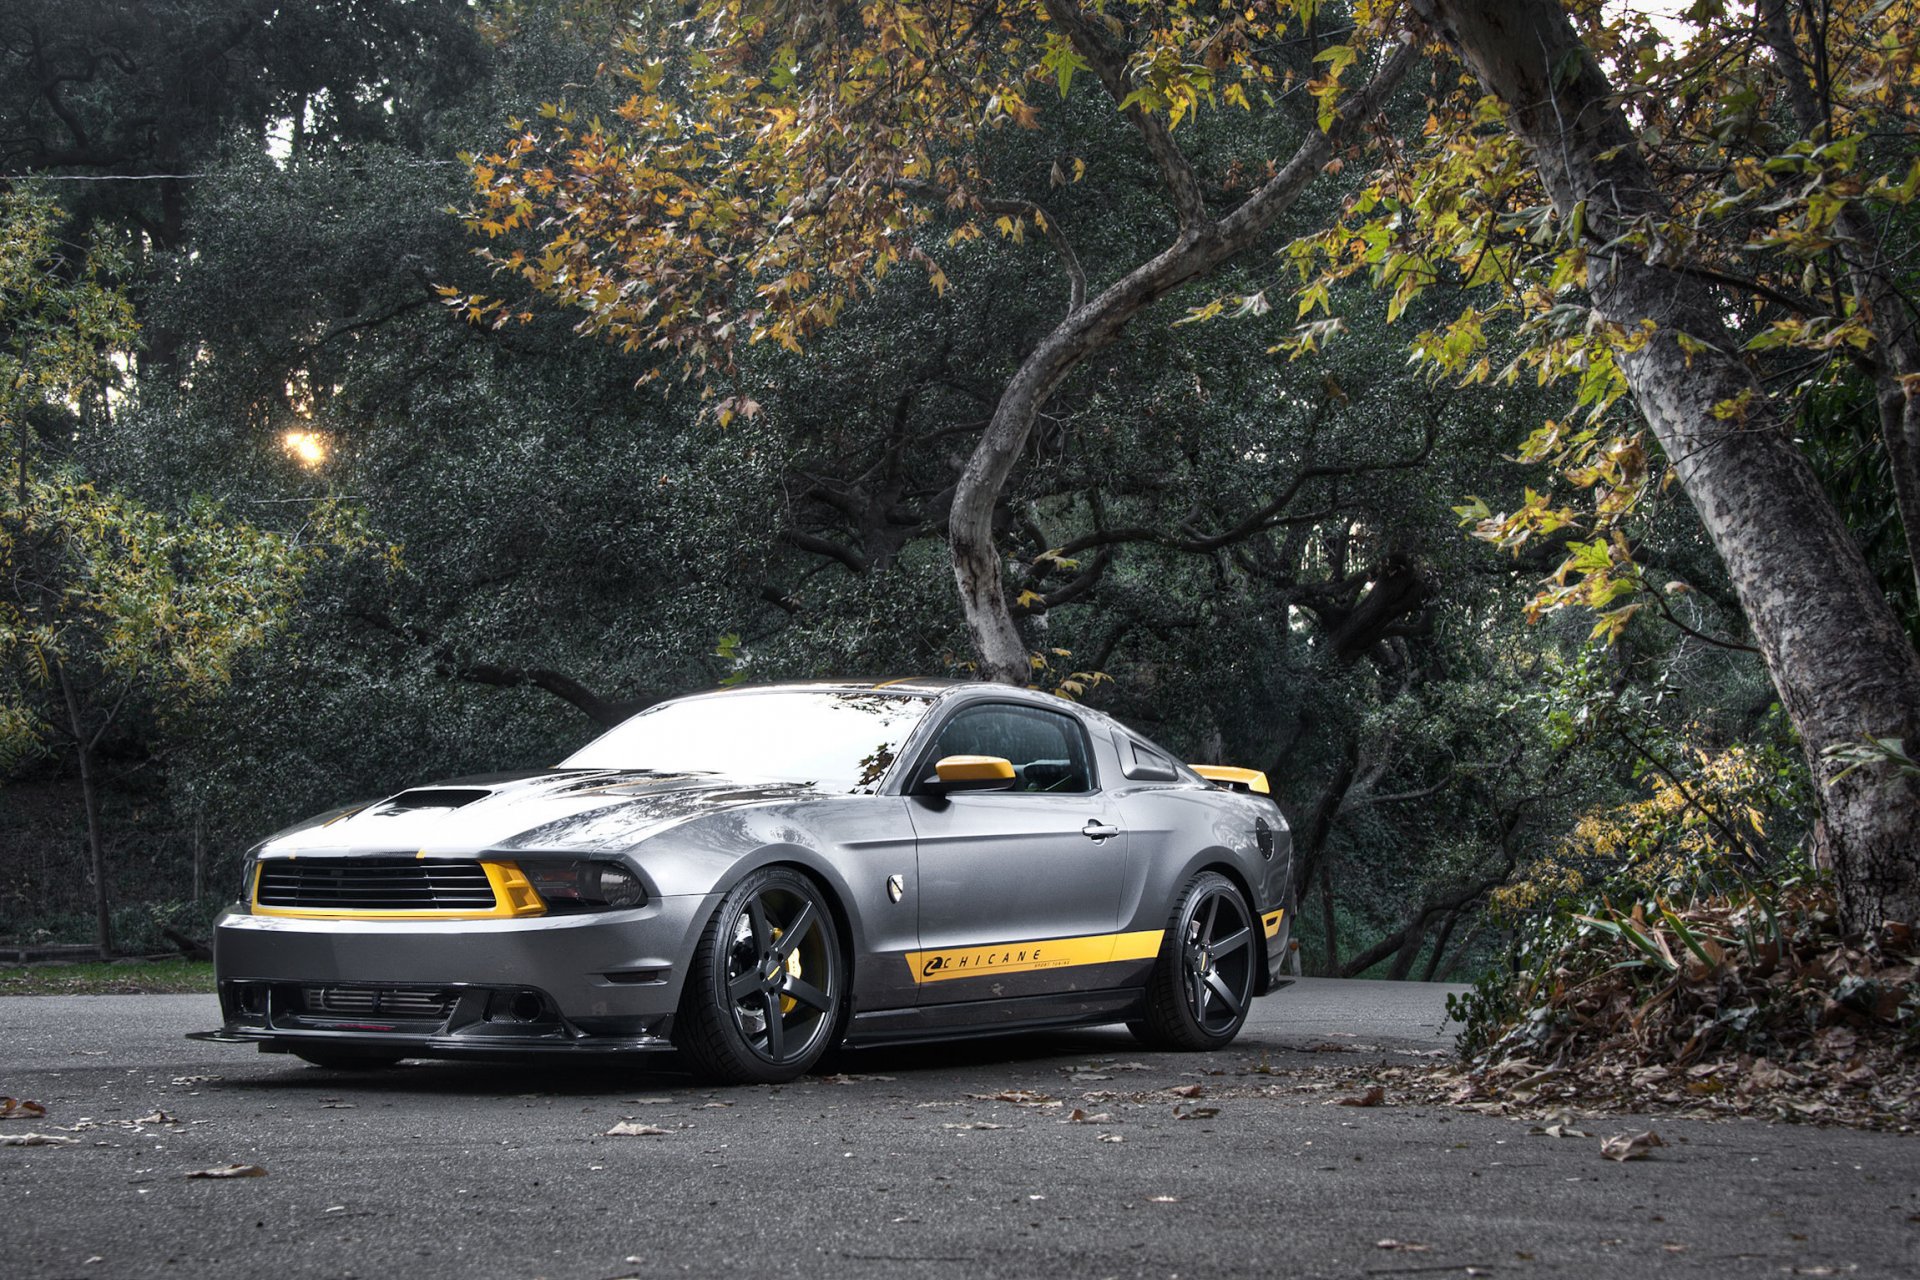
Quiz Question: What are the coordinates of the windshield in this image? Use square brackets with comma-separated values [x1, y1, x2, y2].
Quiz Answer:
[559, 690, 932, 793]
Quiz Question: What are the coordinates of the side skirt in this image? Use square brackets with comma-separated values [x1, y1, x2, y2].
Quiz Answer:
[842, 987, 1146, 1049]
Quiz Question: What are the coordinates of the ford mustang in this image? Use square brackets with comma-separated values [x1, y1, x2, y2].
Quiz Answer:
[192, 680, 1294, 1083]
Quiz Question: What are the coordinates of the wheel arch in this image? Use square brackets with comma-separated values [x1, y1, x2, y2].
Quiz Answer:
[1196, 857, 1271, 997]
[711, 846, 861, 1021]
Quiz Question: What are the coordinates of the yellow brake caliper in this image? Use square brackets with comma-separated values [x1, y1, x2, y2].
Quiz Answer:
[769, 926, 801, 1015]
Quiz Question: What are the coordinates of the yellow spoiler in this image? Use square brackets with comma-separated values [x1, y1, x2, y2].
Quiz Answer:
[1191, 764, 1270, 796]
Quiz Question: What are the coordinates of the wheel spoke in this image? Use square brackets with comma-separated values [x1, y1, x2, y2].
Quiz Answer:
[782, 976, 832, 1013]
[1188, 965, 1209, 1015]
[762, 991, 785, 1060]
[1204, 969, 1244, 1016]
[746, 897, 772, 952]
[774, 900, 816, 959]
[1201, 895, 1220, 942]
[728, 969, 762, 1002]
[1210, 926, 1252, 959]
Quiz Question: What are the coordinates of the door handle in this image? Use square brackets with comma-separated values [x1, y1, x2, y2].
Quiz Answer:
[1082, 820, 1120, 842]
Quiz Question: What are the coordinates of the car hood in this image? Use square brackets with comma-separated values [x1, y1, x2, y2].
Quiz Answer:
[256, 769, 819, 859]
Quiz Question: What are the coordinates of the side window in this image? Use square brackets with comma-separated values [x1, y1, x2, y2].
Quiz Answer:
[933, 704, 1095, 793]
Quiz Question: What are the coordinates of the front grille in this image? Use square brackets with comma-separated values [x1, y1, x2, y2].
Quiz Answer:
[256, 858, 497, 911]
[298, 985, 458, 1020]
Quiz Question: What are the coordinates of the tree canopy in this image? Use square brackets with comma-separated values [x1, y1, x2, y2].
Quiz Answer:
[1, 0, 1915, 980]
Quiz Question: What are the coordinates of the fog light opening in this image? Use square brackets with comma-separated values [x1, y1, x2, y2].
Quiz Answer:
[509, 990, 544, 1022]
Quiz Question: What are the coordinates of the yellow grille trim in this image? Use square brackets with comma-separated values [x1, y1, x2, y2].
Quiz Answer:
[250, 860, 547, 920]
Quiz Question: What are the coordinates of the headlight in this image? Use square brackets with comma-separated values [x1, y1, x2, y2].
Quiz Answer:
[238, 854, 258, 905]
[515, 859, 648, 912]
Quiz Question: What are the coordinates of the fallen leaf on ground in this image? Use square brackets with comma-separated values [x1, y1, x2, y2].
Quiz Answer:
[605, 1121, 671, 1136]
[1375, 1240, 1433, 1252]
[1174, 1106, 1220, 1120]
[185, 1164, 267, 1178]
[1063, 1109, 1113, 1124]
[1599, 1131, 1665, 1162]
[1335, 1085, 1386, 1107]
[135, 1110, 178, 1125]
[0, 1097, 48, 1120]
[816, 1073, 896, 1084]
[1, 1132, 78, 1146]
[1528, 1122, 1589, 1138]
[941, 1122, 1005, 1130]
[1167, 1084, 1205, 1098]
[1147, 1195, 1179, 1203]
[971, 1090, 1055, 1106]
[1096, 1133, 1124, 1142]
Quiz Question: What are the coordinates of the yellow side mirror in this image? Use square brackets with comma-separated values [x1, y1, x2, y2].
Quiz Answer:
[933, 754, 1016, 785]
[1191, 764, 1271, 795]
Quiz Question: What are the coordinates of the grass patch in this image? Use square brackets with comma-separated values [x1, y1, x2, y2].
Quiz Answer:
[0, 957, 215, 996]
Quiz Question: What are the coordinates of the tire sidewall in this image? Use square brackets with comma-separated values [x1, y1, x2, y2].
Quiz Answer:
[1157, 871, 1254, 1049]
[682, 865, 845, 1083]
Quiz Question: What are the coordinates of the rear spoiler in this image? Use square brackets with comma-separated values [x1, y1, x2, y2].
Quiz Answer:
[1191, 765, 1271, 796]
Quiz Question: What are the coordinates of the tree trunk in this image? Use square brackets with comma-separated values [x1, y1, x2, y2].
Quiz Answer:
[1318, 850, 1340, 976]
[948, 14, 1417, 683]
[1412, 0, 1920, 930]
[1420, 904, 1465, 982]
[58, 664, 114, 958]
[1757, 0, 1920, 605]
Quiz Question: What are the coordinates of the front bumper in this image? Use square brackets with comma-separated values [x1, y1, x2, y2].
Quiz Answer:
[194, 891, 719, 1058]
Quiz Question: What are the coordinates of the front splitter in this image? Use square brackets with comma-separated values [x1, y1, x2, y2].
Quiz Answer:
[186, 1027, 677, 1057]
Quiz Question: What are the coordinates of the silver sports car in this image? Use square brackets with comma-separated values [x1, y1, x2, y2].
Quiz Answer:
[193, 680, 1295, 1083]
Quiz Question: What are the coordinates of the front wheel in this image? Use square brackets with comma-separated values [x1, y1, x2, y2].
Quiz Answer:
[1132, 871, 1257, 1050]
[675, 866, 845, 1084]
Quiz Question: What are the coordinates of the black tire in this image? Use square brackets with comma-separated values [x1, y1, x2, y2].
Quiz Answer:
[290, 1047, 405, 1070]
[1132, 871, 1257, 1050]
[675, 865, 845, 1085]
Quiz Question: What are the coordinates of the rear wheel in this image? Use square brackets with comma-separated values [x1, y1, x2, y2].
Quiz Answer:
[1132, 871, 1257, 1050]
[675, 866, 845, 1084]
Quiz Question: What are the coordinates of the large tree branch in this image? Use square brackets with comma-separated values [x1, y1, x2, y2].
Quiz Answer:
[1039, 0, 1210, 231]
[949, 38, 1419, 684]
[352, 609, 649, 728]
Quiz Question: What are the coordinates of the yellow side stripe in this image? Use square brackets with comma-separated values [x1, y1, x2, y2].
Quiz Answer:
[907, 928, 1164, 984]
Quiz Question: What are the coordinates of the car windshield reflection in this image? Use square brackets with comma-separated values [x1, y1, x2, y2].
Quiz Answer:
[559, 690, 931, 793]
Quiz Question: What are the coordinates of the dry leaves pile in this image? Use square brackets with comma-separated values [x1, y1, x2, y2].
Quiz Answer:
[1437, 884, 1918, 1129]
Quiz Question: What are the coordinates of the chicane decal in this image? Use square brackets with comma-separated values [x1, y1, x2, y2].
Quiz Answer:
[1262, 908, 1286, 939]
[906, 929, 1163, 984]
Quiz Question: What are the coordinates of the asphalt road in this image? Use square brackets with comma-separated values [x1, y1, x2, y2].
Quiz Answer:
[2, 979, 1915, 1279]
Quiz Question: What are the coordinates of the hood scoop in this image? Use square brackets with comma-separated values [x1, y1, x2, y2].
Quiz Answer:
[370, 788, 493, 815]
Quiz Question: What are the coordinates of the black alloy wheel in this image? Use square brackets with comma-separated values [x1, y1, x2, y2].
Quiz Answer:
[676, 865, 845, 1084]
[1131, 871, 1257, 1050]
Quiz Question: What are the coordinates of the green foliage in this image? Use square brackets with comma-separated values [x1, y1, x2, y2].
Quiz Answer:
[0, 187, 134, 478]
[0, 472, 328, 765]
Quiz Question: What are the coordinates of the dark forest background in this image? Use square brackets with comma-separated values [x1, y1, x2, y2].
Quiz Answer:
[4, 0, 1898, 980]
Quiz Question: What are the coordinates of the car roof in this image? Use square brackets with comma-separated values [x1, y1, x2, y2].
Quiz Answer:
[688, 678, 1094, 708]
